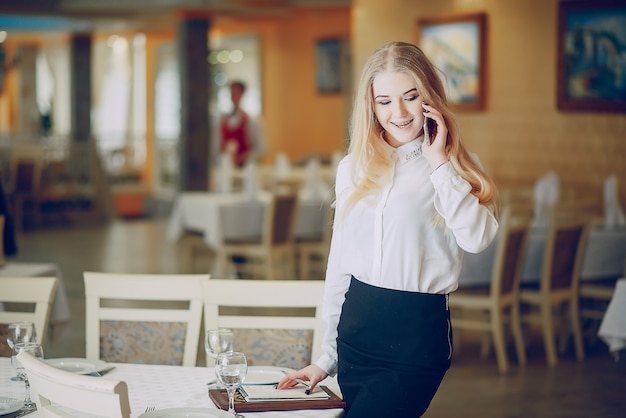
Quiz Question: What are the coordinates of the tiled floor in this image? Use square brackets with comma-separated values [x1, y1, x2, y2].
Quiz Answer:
[8, 218, 626, 417]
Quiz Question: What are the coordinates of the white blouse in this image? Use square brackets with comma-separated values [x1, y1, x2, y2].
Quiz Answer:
[315, 137, 498, 375]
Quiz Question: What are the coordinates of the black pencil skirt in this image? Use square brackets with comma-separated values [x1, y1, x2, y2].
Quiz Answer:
[336, 276, 452, 418]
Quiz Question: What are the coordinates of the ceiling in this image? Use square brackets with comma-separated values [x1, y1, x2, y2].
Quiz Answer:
[0, 0, 351, 32]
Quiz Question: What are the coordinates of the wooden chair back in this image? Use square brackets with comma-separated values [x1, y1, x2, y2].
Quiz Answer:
[17, 351, 131, 418]
[0, 276, 59, 349]
[84, 272, 208, 366]
[202, 279, 325, 369]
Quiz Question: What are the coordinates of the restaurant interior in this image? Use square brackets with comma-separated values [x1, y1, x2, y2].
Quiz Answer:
[1, 0, 625, 417]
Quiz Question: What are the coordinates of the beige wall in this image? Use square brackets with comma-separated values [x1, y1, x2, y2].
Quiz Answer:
[353, 0, 626, 209]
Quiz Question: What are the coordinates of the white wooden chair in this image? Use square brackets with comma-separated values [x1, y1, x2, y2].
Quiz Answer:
[84, 272, 208, 366]
[0, 276, 59, 348]
[449, 207, 530, 373]
[202, 279, 325, 369]
[17, 350, 131, 418]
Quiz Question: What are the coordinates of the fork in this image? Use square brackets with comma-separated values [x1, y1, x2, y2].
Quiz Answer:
[144, 406, 156, 413]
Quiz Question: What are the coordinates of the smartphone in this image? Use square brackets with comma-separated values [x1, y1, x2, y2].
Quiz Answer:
[425, 117, 437, 141]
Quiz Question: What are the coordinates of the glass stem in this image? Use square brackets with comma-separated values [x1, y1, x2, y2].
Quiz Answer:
[227, 386, 236, 414]
[24, 378, 34, 406]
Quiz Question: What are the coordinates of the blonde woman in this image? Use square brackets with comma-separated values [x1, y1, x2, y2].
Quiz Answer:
[278, 41, 498, 417]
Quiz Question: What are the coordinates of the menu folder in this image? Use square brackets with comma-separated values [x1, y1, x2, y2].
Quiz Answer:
[209, 386, 345, 413]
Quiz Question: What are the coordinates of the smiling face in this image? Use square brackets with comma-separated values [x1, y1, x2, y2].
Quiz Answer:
[372, 71, 426, 148]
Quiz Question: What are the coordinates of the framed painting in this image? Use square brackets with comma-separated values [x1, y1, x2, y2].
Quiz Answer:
[418, 13, 487, 111]
[557, 0, 626, 112]
[316, 38, 349, 94]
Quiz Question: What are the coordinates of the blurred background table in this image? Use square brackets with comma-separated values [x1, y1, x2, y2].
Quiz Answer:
[458, 224, 626, 288]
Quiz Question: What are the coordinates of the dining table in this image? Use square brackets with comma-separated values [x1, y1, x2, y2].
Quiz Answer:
[458, 224, 626, 288]
[167, 189, 332, 250]
[0, 357, 344, 417]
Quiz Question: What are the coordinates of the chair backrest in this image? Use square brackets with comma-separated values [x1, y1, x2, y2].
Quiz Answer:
[0, 276, 59, 350]
[10, 145, 44, 194]
[540, 210, 590, 294]
[202, 279, 325, 369]
[84, 272, 208, 366]
[17, 351, 131, 418]
[269, 192, 299, 246]
[491, 206, 530, 299]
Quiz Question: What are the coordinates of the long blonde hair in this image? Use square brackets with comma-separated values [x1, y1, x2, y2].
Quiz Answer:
[345, 41, 497, 212]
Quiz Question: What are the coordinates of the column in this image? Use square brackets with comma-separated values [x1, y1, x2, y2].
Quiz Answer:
[178, 17, 210, 191]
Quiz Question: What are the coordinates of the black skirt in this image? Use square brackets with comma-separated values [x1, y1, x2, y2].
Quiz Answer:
[336, 276, 452, 418]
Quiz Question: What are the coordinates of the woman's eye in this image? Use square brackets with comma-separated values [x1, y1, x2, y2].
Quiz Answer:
[376, 100, 391, 105]
[405, 95, 418, 102]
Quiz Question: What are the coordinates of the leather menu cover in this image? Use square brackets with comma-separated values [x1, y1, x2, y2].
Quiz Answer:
[209, 386, 345, 412]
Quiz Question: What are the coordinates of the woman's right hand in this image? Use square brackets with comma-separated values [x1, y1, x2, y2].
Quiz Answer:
[276, 364, 329, 392]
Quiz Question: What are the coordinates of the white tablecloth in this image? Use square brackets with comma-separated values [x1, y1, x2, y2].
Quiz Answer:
[458, 225, 626, 288]
[598, 278, 626, 357]
[167, 191, 330, 250]
[0, 358, 344, 418]
[0, 262, 71, 342]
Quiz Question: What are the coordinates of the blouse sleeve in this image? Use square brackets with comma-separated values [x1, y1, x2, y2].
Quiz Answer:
[314, 158, 352, 376]
[430, 162, 498, 253]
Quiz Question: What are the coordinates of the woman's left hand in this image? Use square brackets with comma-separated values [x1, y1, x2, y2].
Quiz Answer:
[422, 103, 449, 171]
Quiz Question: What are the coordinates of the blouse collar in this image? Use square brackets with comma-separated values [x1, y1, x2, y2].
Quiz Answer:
[392, 137, 424, 164]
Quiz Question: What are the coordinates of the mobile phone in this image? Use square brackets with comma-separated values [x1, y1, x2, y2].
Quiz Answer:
[425, 117, 437, 140]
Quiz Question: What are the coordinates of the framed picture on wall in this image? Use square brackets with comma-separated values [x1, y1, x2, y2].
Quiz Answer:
[316, 38, 349, 94]
[417, 13, 487, 111]
[557, 0, 626, 112]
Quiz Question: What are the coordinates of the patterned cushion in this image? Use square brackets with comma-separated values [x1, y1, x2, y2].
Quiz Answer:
[100, 321, 186, 365]
[231, 329, 313, 370]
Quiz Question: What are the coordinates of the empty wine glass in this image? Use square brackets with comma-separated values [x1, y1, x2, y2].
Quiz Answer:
[215, 351, 247, 417]
[12, 342, 44, 412]
[7, 321, 37, 381]
[205, 328, 235, 362]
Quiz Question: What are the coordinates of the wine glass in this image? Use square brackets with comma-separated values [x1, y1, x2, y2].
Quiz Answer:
[205, 328, 235, 362]
[215, 351, 247, 417]
[12, 342, 44, 412]
[6, 321, 38, 381]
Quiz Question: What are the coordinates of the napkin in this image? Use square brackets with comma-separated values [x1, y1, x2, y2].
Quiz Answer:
[240, 385, 330, 402]
[216, 149, 235, 193]
[532, 171, 560, 227]
[242, 161, 260, 199]
[274, 152, 292, 180]
[603, 174, 625, 227]
[301, 157, 328, 200]
[331, 150, 344, 175]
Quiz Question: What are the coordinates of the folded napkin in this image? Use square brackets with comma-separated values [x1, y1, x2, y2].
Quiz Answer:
[242, 161, 260, 200]
[331, 150, 344, 175]
[532, 171, 560, 227]
[603, 174, 625, 227]
[274, 152, 292, 180]
[216, 150, 235, 193]
[240, 385, 330, 402]
[301, 157, 328, 200]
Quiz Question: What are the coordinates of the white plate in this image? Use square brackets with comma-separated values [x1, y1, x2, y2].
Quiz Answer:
[138, 408, 231, 418]
[45, 358, 109, 375]
[243, 366, 294, 385]
[0, 397, 23, 416]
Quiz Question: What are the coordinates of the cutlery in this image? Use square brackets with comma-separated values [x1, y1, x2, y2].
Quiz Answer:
[144, 406, 156, 413]
[7, 408, 36, 418]
[88, 365, 116, 377]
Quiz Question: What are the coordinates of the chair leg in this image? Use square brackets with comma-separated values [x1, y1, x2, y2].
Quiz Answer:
[300, 252, 310, 280]
[511, 303, 527, 366]
[491, 310, 509, 373]
[570, 299, 586, 362]
[540, 303, 558, 367]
